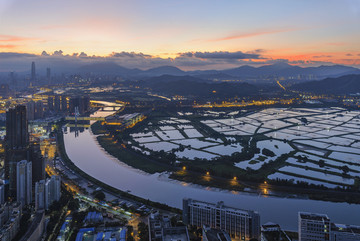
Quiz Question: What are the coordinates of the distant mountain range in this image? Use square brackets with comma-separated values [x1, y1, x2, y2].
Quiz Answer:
[76, 62, 360, 83]
[291, 74, 360, 94]
[138, 75, 260, 98]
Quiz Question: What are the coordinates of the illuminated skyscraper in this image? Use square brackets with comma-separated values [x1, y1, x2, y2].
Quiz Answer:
[26, 101, 35, 121]
[46, 67, 51, 83]
[31, 61, 36, 82]
[45, 175, 61, 209]
[6, 105, 28, 149]
[35, 180, 45, 210]
[5, 105, 29, 198]
[10, 71, 16, 87]
[16, 160, 32, 206]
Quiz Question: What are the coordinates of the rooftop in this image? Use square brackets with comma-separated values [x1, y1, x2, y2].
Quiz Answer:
[332, 223, 360, 234]
[202, 225, 231, 241]
[261, 223, 291, 241]
[299, 212, 330, 222]
[185, 199, 258, 216]
[163, 227, 189, 241]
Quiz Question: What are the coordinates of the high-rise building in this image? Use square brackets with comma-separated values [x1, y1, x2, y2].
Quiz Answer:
[10, 71, 16, 87]
[16, 160, 32, 206]
[61, 96, 68, 112]
[69, 96, 90, 114]
[0, 185, 4, 205]
[26, 101, 44, 121]
[48, 96, 54, 111]
[183, 199, 260, 240]
[299, 212, 360, 241]
[45, 175, 61, 209]
[6, 105, 28, 149]
[30, 142, 45, 184]
[31, 61, 36, 82]
[35, 180, 45, 211]
[35, 100, 44, 119]
[54, 95, 61, 112]
[46, 67, 51, 83]
[5, 105, 29, 198]
[26, 101, 35, 121]
[298, 212, 331, 241]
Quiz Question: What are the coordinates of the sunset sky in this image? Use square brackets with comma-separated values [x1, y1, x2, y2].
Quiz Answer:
[0, 0, 359, 70]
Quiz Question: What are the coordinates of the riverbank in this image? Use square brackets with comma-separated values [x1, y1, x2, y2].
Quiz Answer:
[96, 135, 169, 174]
[60, 121, 360, 230]
[56, 127, 181, 214]
[92, 121, 360, 205]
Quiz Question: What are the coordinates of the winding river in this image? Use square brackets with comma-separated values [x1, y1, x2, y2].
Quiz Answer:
[63, 103, 359, 230]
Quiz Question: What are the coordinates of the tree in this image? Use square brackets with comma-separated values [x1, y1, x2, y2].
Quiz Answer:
[68, 199, 80, 211]
[262, 148, 275, 157]
[170, 216, 178, 227]
[318, 159, 325, 168]
[342, 165, 350, 174]
[300, 117, 308, 125]
[127, 225, 134, 241]
[138, 222, 149, 241]
[93, 190, 106, 201]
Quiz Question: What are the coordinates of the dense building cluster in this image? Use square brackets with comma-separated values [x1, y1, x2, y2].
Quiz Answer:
[0, 104, 61, 239]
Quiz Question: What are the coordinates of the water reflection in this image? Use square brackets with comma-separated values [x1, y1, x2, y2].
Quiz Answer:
[63, 103, 360, 230]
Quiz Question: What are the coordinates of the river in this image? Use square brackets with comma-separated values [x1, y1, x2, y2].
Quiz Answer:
[63, 103, 359, 230]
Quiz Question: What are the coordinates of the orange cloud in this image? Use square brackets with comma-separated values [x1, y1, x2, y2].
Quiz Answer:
[0, 35, 35, 42]
[208, 28, 299, 42]
[0, 44, 17, 49]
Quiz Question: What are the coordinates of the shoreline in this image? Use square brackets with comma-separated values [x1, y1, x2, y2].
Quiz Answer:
[91, 122, 360, 205]
[56, 126, 182, 214]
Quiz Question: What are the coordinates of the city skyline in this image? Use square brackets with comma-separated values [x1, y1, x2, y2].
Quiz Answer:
[0, 0, 360, 71]
[1, 1, 360, 240]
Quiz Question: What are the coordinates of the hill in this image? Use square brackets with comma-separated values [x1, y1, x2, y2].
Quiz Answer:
[140, 75, 259, 98]
[291, 74, 360, 94]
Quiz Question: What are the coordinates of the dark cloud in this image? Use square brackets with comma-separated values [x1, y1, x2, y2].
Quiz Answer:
[52, 50, 63, 56]
[179, 51, 262, 59]
[41, 51, 50, 56]
[312, 55, 332, 58]
[346, 53, 353, 56]
[178, 52, 194, 58]
[79, 52, 87, 57]
[0, 52, 36, 58]
[110, 51, 151, 58]
[247, 49, 266, 54]
[0, 50, 357, 73]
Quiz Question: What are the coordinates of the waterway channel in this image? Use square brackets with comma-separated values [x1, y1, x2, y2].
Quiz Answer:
[63, 102, 359, 230]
